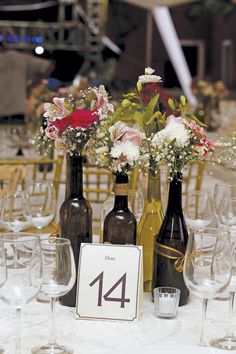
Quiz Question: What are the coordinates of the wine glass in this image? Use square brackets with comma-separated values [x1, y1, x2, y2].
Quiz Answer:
[217, 197, 236, 232]
[184, 191, 214, 267]
[25, 181, 56, 235]
[184, 190, 213, 229]
[183, 227, 232, 346]
[129, 189, 144, 223]
[32, 237, 76, 354]
[1, 190, 32, 232]
[0, 241, 7, 354]
[213, 183, 236, 225]
[0, 232, 43, 353]
[210, 230, 236, 350]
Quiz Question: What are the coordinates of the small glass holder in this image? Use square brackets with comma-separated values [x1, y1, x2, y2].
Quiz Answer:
[153, 287, 180, 318]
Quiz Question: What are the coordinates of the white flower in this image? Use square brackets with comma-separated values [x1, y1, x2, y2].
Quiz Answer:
[111, 141, 140, 160]
[138, 74, 162, 84]
[110, 141, 141, 172]
[137, 67, 162, 85]
[152, 119, 190, 148]
[145, 67, 155, 75]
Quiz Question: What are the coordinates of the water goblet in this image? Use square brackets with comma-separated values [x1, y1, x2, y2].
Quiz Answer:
[0, 232, 43, 354]
[1, 190, 32, 232]
[183, 227, 232, 346]
[25, 181, 56, 235]
[32, 237, 76, 354]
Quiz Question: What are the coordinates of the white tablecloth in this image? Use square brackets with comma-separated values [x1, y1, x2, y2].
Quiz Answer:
[0, 293, 234, 353]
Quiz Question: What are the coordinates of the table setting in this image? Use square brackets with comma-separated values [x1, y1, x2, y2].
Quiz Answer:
[1, 67, 236, 354]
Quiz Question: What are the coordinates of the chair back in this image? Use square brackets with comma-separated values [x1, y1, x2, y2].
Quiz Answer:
[0, 157, 63, 201]
[0, 165, 25, 198]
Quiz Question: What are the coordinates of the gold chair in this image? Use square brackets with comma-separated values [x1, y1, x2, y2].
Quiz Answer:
[0, 165, 25, 198]
[0, 157, 63, 235]
[0, 157, 63, 201]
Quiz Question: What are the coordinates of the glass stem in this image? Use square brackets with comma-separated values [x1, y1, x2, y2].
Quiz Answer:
[227, 291, 235, 338]
[48, 297, 56, 346]
[199, 298, 208, 346]
[16, 308, 21, 354]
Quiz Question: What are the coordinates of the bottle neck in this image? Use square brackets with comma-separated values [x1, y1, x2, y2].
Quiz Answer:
[147, 169, 161, 202]
[166, 173, 183, 212]
[66, 155, 83, 197]
[113, 172, 129, 210]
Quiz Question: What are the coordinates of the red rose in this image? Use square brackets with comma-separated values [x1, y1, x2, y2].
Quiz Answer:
[54, 109, 99, 135]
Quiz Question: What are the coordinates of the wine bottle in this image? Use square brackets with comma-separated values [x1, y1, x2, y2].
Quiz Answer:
[59, 155, 92, 307]
[137, 168, 163, 292]
[152, 173, 189, 306]
[103, 172, 137, 245]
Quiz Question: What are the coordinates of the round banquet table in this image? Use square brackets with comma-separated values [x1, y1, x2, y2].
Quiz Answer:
[0, 293, 234, 354]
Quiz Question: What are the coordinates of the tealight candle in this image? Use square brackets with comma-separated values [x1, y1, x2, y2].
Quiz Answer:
[153, 287, 180, 318]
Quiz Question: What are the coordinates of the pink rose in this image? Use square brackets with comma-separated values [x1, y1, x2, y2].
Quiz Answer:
[45, 125, 59, 140]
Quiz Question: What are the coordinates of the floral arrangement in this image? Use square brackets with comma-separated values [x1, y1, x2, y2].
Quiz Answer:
[35, 84, 114, 156]
[191, 79, 229, 130]
[191, 79, 229, 100]
[150, 115, 214, 178]
[90, 67, 236, 180]
[90, 120, 147, 173]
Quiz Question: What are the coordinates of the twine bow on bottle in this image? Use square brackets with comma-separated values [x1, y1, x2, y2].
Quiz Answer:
[154, 242, 185, 272]
[155, 242, 202, 272]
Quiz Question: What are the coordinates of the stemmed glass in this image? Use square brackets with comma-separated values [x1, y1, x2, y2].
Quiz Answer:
[210, 199, 236, 349]
[183, 227, 232, 346]
[184, 191, 214, 267]
[0, 233, 43, 354]
[1, 190, 32, 232]
[32, 237, 76, 354]
[184, 191, 213, 229]
[213, 183, 236, 225]
[0, 241, 7, 354]
[25, 181, 56, 235]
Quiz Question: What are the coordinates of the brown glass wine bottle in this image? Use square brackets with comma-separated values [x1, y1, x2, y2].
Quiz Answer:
[103, 172, 137, 245]
[152, 173, 189, 306]
[59, 155, 92, 307]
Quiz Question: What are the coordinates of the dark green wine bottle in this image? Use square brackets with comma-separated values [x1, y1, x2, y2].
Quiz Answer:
[103, 172, 137, 245]
[152, 173, 189, 306]
[59, 155, 92, 307]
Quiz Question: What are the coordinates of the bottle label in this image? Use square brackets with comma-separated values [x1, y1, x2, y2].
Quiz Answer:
[114, 183, 129, 196]
[154, 242, 185, 272]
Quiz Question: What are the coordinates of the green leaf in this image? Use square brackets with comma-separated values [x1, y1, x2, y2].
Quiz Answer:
[146, 111, 162, 125]
[168, 98, 176, 111]
[186, 113, 207, 127]
[180, 95, 187, 106]
[146, 94, 159, 119]
[137, 80, 142, 92]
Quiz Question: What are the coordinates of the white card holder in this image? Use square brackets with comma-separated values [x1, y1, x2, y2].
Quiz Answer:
[76, 243, 143, 322]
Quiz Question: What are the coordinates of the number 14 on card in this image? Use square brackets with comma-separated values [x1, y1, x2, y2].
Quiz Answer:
[76, 244, 143, 321]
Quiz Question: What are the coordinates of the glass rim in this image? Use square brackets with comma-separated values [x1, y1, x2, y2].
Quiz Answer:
[3, 190, 28, 197]
[153, 286, 181, 294]
[41, 237, 71, 246]
[0, 232, 40, 243]
[189, 227, 229, 236]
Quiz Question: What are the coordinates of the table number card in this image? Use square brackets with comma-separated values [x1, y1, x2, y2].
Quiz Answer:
[76, 243, 143, 322]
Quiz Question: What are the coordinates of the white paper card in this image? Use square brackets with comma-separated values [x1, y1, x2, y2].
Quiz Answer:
[76, 243, 143, 321]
